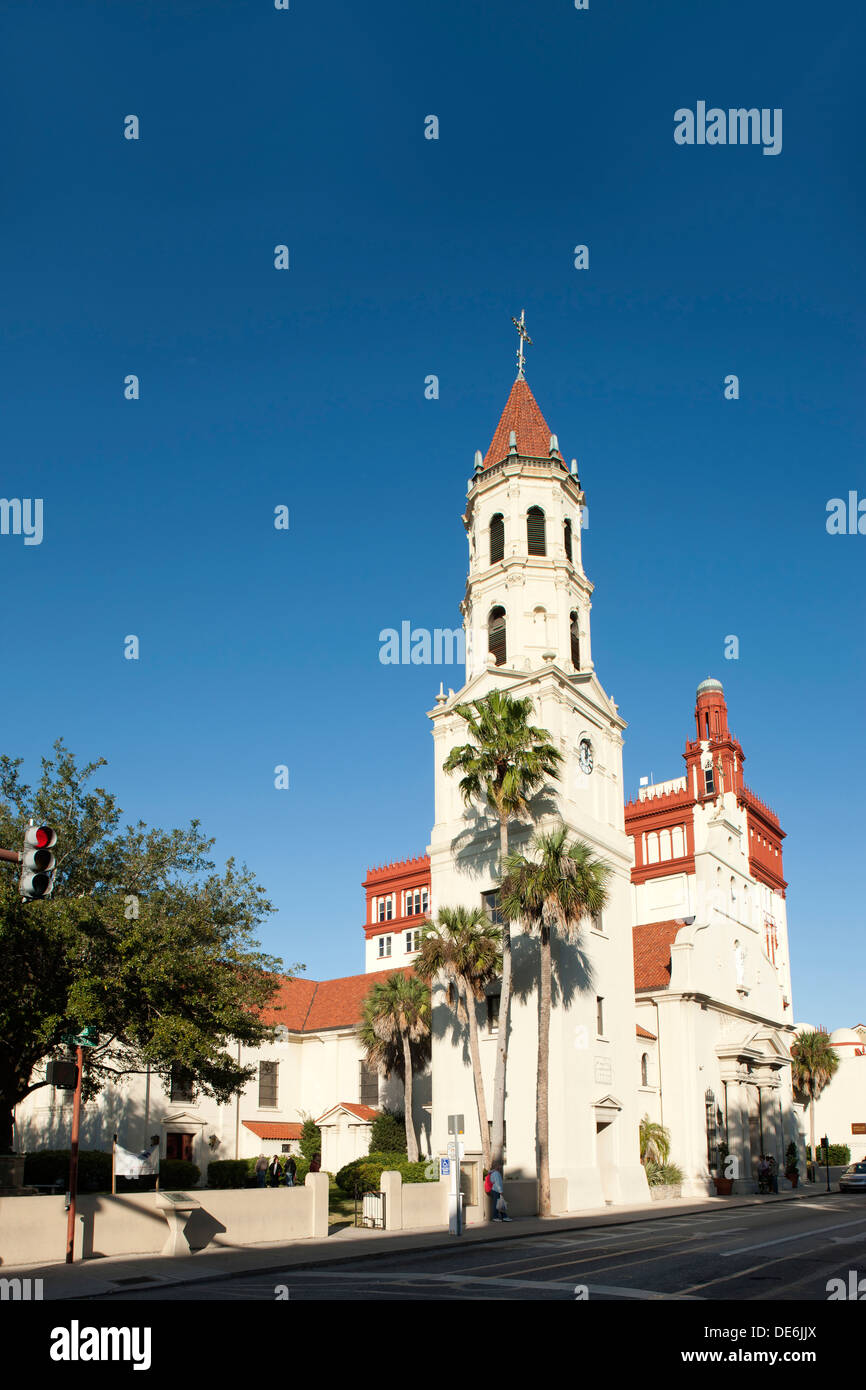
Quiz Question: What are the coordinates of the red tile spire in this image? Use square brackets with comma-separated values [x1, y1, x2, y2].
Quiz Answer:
[482, 377, 556, 469]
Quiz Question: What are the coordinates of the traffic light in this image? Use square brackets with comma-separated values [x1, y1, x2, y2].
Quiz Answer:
[19, 825, 57, 901]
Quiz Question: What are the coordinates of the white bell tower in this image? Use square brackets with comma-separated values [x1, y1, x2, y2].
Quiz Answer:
[427, 319, 649, 1212]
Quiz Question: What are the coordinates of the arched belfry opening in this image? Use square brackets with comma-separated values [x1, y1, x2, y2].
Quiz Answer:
[488, 606, 507, 666]
[489, 513, 504, 565]
[527, 506, 546, 556]
[570, 610, 581, 669]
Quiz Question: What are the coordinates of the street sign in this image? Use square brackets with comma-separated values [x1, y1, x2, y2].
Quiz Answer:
[447, 1113, 464, 1135]
[447, 1140, 465, 1161]
[60, 1028, 99, 1048]
[440, 1157, 450, 1176]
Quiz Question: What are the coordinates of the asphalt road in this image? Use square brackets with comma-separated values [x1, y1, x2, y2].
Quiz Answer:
[106, 1194, 866, 1301]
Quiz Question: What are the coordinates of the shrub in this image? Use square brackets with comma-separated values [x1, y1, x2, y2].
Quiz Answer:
[397, 1160, 438, 1184]
[23, 1149, 113, 1192]
[207, 1160, 249, 1189]
[335, 1151, 405, 1193]
[369, 1110, 407, 1155]
[159, 1159, 200, 1189]
[298, 1117, 322, 1162]
[644, 1161, 683, 1187]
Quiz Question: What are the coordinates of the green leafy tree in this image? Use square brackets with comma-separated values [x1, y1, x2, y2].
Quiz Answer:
[443, 691, 561, 1170]
[368, 1109, 407, 1155]
[500, 825, 610, 1216]
[359, 973, 431, 1162]
[0, 740, 289, 1154]
[414, 905, 502, 1170]
[790, 1030, 840, 1169]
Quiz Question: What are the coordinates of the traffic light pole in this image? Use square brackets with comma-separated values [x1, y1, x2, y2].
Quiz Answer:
[0, 848, 22, 864]
[65, 1046, 84, 1264]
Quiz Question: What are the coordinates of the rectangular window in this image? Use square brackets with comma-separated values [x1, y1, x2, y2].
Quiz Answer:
[378, 898, 386, 923]
[378, 935, 392, 958]
[169, 1064, 194, 1103]
[258, 1060, 278, 1108]
[704, 768, 715, 796]
[596, 996, 605, 1036]
[405, 928, 421, 953]
[591, 911, 603, 933]
[482, 890, 502, 925]
[420, 888, 429, 914]
[386, 896, 393, 920]
[359, 1060, 379, 1106]
[486, 992, 501, 1034]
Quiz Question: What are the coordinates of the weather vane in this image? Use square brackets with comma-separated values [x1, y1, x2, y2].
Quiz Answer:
[511, 309, 532, 380]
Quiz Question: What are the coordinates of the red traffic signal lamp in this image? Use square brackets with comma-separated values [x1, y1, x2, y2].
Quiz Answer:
[19, 825, 57, 900]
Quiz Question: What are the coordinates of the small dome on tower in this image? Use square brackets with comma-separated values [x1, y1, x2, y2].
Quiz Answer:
[829, 1027, 861, 1045]
[696, 677, 724, 697]
[794, 1023, 816, 1036]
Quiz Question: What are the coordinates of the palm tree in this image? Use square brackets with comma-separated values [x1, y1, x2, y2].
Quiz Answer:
[639, 1114, 671, 1166]
[359, 973, 431, 1162]
[443, 690, 562, 1169]
[790, 1029, 840, 1172]
[414, 906, 502, 1170]
[500, 825, 610, 1216]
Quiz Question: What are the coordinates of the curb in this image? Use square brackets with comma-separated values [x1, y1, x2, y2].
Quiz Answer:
[68, 1184, 835, 1300]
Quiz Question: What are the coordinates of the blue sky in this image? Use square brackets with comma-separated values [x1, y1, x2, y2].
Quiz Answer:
[0, 0, 862, 1024]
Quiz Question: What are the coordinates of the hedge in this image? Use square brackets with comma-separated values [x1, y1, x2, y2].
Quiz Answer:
[22, 1150, 199, 1192]
[808, 1143, 851, 1166]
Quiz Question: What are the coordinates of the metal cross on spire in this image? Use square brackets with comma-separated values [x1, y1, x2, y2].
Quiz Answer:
[511, 309, 532, 380]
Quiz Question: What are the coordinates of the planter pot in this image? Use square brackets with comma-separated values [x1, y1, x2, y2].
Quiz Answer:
[650, 1184, 682, 1201]
[0, 1154, 26, 1189]
[786, 1173, 799, 1189]
[713, 1177, 734, 1196]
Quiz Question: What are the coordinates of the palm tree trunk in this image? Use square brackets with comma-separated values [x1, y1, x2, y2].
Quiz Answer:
[490, 812, 511, 1169]
[462, 980, 491, 1171]
[401, 1032, 419, 1162]
[537, 923, 552, 1216]
[808, 1090, 816, 1181]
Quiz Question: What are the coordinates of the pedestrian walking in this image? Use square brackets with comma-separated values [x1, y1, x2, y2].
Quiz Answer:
[284, 1154, 297, 1187]
[309, 1151, 321, 1173]
[268, 1154, 282, 1187]
[254, 1153, 268, 1188]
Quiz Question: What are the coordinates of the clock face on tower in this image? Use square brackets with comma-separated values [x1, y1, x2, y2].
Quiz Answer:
[578, 738, 594, 775]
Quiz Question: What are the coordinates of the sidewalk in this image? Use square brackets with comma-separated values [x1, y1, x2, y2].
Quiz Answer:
[1, 1181, 834, 1300]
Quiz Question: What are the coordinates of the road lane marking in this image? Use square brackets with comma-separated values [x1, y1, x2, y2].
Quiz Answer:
[721, 1215, 866, 1257]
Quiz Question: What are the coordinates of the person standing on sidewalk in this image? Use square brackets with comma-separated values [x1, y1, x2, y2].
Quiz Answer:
[489, 1162, 511, 1221]
[284, 1154, 297, 1187]
[254, 1153, 268, 1188]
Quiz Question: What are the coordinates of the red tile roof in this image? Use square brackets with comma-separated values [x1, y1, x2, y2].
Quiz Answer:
[636, 1024, 657, 1040]
[242, 1122, 302, 1141]
[633, 920, 683, 991]
[312, 1100, 378, 1123]
[483, 377, 555, 468]
[262, 967, 415, 1033]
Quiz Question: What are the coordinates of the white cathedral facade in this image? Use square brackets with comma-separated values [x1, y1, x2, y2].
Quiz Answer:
[17, 355, 818, 1211]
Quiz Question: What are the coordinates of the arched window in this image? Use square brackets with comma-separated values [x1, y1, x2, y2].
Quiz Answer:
[641, 1053, 648, 1086]
[490, 513, 504, 565]
[527, 506, 546, 556]
[564, 518, 573, 562]
[570, 611, 580, 669]
[488, 606, 507, 666]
